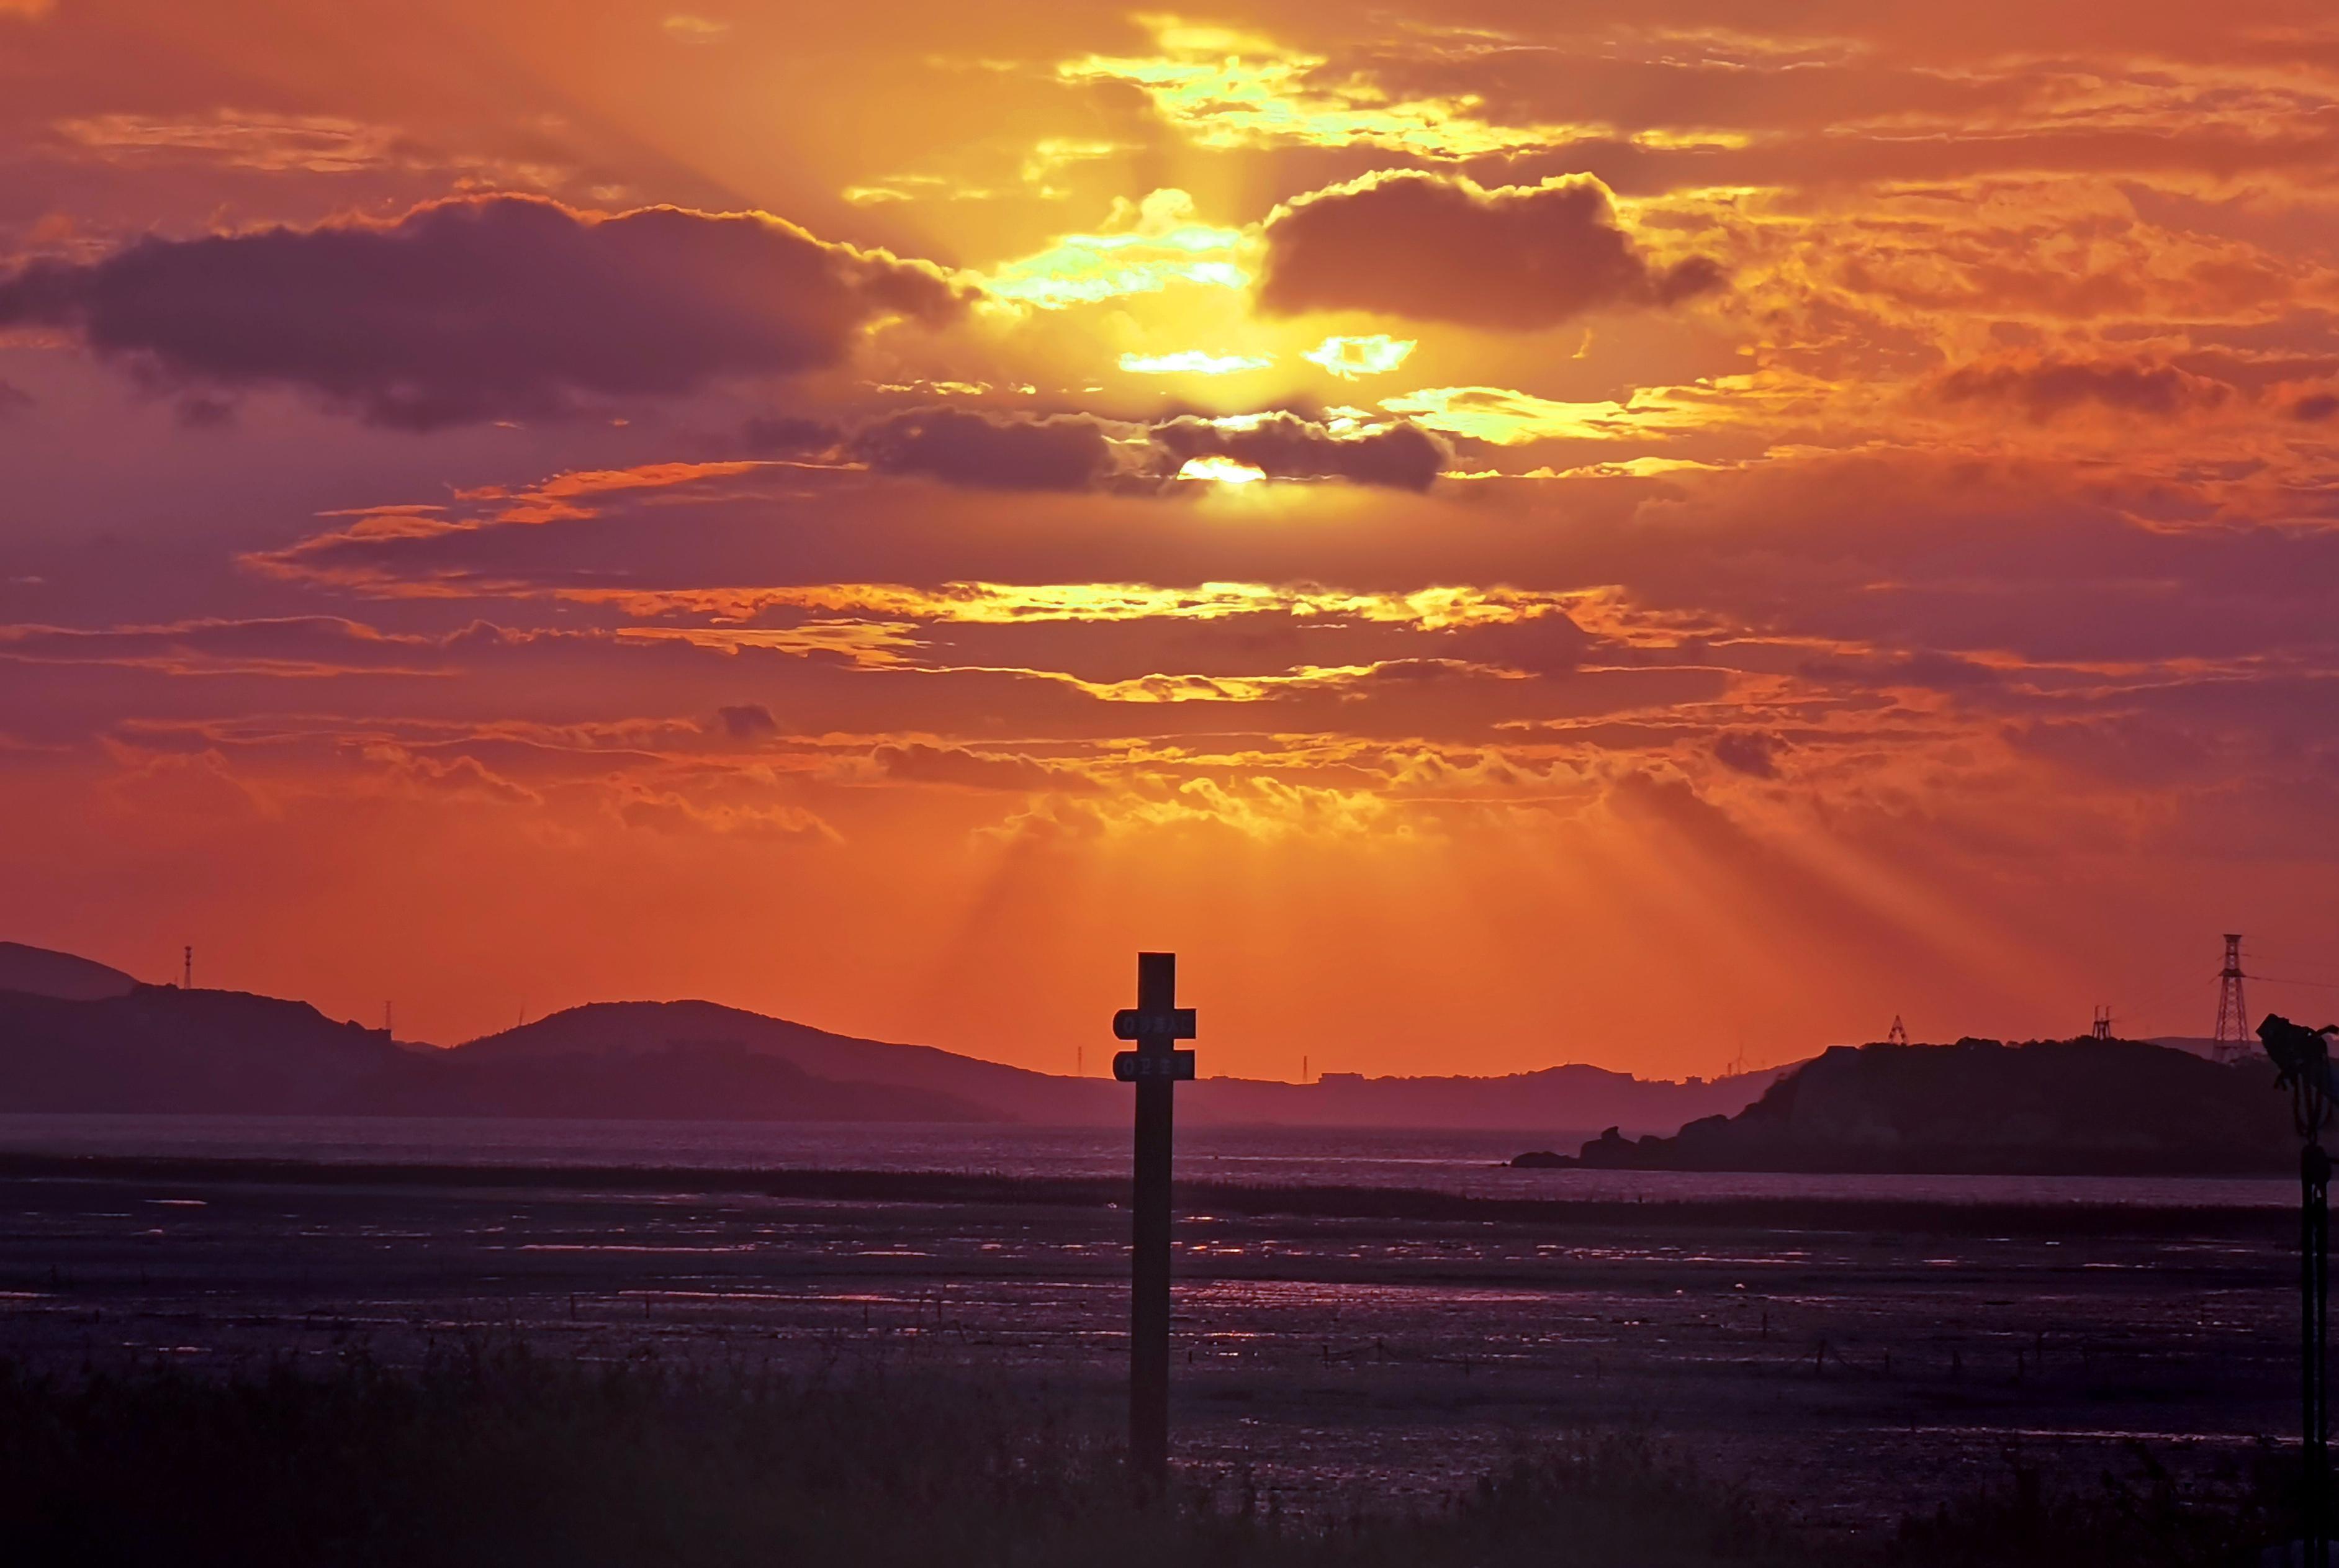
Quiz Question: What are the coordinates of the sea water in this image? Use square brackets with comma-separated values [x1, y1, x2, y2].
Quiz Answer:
[0, 1113, 2296, 1207]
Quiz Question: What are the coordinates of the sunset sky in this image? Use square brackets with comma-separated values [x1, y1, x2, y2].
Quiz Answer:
[4, 0, 2337, 1077]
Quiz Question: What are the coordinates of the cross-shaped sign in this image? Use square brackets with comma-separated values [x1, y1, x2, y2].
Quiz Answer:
[1115, 950, 1194, 1482]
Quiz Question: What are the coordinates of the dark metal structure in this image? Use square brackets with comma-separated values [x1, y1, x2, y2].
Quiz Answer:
[2263, 1011, 2339, 1562]
[2219, 934, 2252, 1061]
[1112, 952, 1196, 1483]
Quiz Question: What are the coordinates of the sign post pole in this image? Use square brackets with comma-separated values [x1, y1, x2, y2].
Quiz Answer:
[1112, 951, 1196, 1484]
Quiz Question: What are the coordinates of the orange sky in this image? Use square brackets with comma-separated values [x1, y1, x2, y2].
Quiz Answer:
[2, 0, 2337, 1078]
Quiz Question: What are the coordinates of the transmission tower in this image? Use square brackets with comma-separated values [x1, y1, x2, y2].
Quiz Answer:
[182, 944, 192, 989]
[1886, 1015, 1909, 1046]
[2092, 1006, 2112, 1041]
[2215, 933, 2251, 1063]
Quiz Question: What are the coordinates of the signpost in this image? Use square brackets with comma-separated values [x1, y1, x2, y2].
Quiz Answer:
[1114, 951, 1196, 1482]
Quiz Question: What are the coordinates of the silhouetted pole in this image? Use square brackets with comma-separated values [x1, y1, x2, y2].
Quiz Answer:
[2263, 1013, 2338, 1562]
[1112, 952, 1196, 1484]
[2307, 1139, 2329, 1564]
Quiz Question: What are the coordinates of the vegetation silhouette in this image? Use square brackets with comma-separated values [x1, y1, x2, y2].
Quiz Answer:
[0, 1349, 2306, 1567]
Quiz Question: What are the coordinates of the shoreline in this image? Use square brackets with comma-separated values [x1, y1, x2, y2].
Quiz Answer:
[0, 1149, 2297, 1237]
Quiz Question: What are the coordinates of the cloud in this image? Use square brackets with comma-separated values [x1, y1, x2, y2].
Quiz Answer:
[850, 407, 1122, 491]
[361, 744, 542, 806]
[1151, 412, 1445, 490]
[739, 405, 1447, 492]
[870, 742, 1094, 792]
[662, 14, 729, 43]
[1257, 171, 1724, 330]
[1119, 350, 1273, 375]
[0, 194, 971, 429]
[615, 789, 836, 840]
[1927, 353, 2235, 421]
[0, 616, 453, 677]
[1795, 650, 2004, 692]
[43, 111, 569, 186]
[1303, 335, 1415, 379]
[715, 703, 779, 739]
[1711, 731, 1781, 778]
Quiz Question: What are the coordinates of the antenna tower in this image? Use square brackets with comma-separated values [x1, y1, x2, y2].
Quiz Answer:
[2215, 933, 2251, 1062]
[2092, 1005, 2112, 1041]
[1886, 1014, 1909, 1046]
[182, 945, 192, 989]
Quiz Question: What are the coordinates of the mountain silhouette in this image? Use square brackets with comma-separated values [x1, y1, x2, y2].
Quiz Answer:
[1535, 1037, 2294, 1174]
[0, 940, 138, 1001]
[0, 943, 1786, 1129]
[459, 1000, 1109, 1122]
[0, 984, 407, 1114]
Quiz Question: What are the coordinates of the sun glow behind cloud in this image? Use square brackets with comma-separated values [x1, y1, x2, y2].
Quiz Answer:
[1379, 385, 1719, 444]
[1303, 335, 1416, 379]
[1056, 16, 1591, 160]
[972, 189, 1246, 307]
[1174, 454, 1267, 483]
[1119, 350, 1274, 375]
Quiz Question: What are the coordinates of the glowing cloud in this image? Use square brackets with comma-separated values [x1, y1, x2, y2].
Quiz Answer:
[1175, 455, 1267, 484]
[1055, 17, 1582, 160]
[974, 189, 1245, 308]
[1379, 385, 1713, 444]
[661, 14, 729, 42]
[1302, 335, 1417, 379]
[1119, 351, 1274, 376]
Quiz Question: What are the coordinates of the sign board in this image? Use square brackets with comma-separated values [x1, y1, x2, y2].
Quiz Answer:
[1113, 1049, 1196, 1082]
[1112, 1007, 1197, 1041]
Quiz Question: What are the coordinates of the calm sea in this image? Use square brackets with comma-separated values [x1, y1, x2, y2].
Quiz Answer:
[0, 1114, 2295, 1207]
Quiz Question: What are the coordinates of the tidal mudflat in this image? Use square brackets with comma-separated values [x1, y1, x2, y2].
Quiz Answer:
[0, 1155, 2296, 1536]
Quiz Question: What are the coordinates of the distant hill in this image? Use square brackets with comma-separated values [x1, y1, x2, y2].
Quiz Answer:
[0, 985, 406, 1114]
[456, 1001, 1783, 1131]
[2148, 1035, 2236, 1062]
[0, 941, 137, 1001]
[1178, 1062, 1787, 1133]
[458, 1000, 1109, 1123]
[0, 944, 1790, 1130]
[1527, 1037, 2294, 1175]
[0, 986, 1004, 1123]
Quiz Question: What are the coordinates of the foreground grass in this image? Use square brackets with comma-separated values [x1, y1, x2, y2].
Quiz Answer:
[0, 1350, 2299, 1567]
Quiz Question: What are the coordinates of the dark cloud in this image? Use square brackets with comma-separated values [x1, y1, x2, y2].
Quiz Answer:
[850, 407, 1119, 492]
[0, 195, 970, 429]
[1442, 612, 1593, 677]
[1796, 650, 2003, 692]
[715, 703, 778, 739]
[1929, 353, 2233, 420]
[732, 405, 1447, 492]
[1711, 731, 1781, 778]
[739, 415, 840, 455]
[2293, 392, 2339, 423]
[173, 393, 235, 428]
[1151, 412, 1445, 490]
[1256, 171, 1724, 330]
